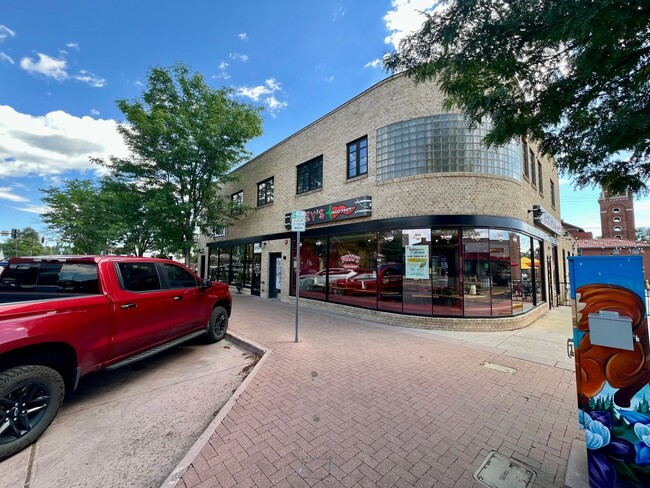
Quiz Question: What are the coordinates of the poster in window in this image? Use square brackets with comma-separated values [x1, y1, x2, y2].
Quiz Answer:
[405, 245, 429, 279]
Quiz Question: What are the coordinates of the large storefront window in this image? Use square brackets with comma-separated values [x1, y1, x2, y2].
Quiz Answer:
[462, 229, 491, 316]
[294, 237, 328, 301]
[378, 230, 403, 313]
[431, 229, 461, 316]
[402, 229, 432, 315]
[489, 230, 513, 316]
[516, 234, 534, 313]
[328, 232, 378, 310]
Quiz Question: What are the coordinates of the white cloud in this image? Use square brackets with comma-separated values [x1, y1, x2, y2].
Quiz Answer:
[0, 105, 128, 179]
[364, 59, 382, 69]
[229, 52, 248, 62]
[0, 25, 16, 42]
[14, 204, 49, 215]
[333, 6, 347, 20]
[66, 42, 79, 50]
[325, 76, 334, 83]
[0, 186, 28, 202]
[384, 0, 438, 50]
[20, 53, 68, 81]
[19, 52, 106, 87]
[236, 78, 287, 115]
[73, 69, 106, 87]
[90, 109, 100, 116]
[238, 33, 248, 41]
[0, 52, 13, 64]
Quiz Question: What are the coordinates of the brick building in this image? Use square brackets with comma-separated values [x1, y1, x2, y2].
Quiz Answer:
[200, 73, 571, 329]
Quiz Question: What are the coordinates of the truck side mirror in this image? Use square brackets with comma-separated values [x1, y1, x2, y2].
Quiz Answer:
[200, 278, 213, 290]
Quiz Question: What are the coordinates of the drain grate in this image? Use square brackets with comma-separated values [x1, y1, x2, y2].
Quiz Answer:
[473, 451, 536, 488]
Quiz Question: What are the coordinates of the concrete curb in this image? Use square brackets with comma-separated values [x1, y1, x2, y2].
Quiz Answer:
[564, 438, 589, 488]
[159, 332, 270, 488]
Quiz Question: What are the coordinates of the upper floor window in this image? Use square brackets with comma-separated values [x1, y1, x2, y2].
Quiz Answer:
[231, 191, 243, 205]
[530, 151, 537, 187]
[522, 139, 530, 179]
[257, 177, 274, 206]
[347, 136, 368, 179]
[612, 207, 620, 213]
[550, 180, 556, 209]
[537, 161, 543, 195]
[297, 156, 323, 194]
[613, 216, 621, 222]
[613, 226, 622, 232]
[376, 115, 521, 181]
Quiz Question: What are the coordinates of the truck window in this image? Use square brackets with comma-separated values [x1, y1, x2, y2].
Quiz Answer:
[118, 263, 162, 292]
[0, 262, 99, 294]
[162, 263, 198, 289]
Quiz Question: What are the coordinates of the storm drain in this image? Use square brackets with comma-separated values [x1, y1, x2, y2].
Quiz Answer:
[473, 451, 536, 488]
[482, 362, 517, 374]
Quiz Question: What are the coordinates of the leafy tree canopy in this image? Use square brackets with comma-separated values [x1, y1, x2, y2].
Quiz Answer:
[384, 0, 650, 195]
[637, 226, 650, 242]
[96, 62, 263, 263]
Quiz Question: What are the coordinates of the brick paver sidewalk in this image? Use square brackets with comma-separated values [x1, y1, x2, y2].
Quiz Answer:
[178, 295, 578, 488]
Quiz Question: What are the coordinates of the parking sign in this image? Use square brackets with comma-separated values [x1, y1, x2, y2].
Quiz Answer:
[291, 210, 306, 232]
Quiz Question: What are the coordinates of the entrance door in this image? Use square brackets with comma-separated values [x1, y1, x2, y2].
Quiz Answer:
[268, 253, 282, 298]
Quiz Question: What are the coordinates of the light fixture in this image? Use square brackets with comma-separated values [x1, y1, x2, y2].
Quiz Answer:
[441, 233, 452, 242]
[383, 234, 394, 242]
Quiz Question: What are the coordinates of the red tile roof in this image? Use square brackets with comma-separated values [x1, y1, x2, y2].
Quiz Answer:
[577, 237, 650, 249]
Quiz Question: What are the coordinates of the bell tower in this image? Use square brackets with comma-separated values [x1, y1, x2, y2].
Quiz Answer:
[598, 188, 636, 240]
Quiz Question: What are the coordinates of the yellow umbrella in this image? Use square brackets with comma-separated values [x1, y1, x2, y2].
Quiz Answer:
[521, 257, 532, 269]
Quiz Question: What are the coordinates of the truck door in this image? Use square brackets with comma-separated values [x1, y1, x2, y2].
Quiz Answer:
[160, 262, 206, 337]
[111, 261, 173, 358]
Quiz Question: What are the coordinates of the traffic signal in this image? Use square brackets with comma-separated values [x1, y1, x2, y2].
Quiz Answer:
[41, 237, 45, 244]
[10, 228, 17, 239]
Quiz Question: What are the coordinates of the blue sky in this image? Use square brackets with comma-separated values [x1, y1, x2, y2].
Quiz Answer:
[0, 0, 648, 248]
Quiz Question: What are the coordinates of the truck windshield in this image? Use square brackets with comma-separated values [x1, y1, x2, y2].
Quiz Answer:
[0, 262, 99, 294]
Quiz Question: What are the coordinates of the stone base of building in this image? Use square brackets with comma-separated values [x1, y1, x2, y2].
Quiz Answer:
[280, 294, 549, 332]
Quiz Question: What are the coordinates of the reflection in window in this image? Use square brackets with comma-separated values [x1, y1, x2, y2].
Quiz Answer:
[431, 229, 461, 316]
[293, 238, 328, 301]
[297, 156, 323, 194]
[402, 228, 432, 315]
[347, 136, 368, 179]
[378, 231, 403, 313]
[489, 230, 512, 316]
[376, 115, 521, 181]
[462, 229, 491, 316]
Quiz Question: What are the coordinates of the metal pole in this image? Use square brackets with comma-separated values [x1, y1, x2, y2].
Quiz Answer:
[295, 230, 300, 343]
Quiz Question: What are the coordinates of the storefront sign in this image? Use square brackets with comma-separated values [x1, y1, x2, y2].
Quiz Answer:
[340, 253, 361, 269]
[532, 205, 563, 235]
[405, 245, 429, 279]
[284, 196, 372, 228]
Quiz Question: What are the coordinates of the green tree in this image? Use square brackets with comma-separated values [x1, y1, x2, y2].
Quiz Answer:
[637, 227, 650, 242]
[97, 63, 263, 264]
[0, 228, 46, 258]
[384, 0, 650, 194]
[41, 179, 116, 254]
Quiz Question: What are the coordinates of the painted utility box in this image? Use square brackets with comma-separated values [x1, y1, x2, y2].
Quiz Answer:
[568, 256, 650, 487]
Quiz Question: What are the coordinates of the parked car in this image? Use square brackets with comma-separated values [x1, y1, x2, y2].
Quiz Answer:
[331, 263, 402, 296]
[299, 268, 357, 291]
[0, 255, 232, 460]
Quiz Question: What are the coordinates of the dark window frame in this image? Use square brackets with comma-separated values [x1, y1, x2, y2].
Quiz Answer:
[529, 149, 536, 187]
[257, 177, 274, 206]
[522, 139, 530, 179]
[231, 190, 243, 205]
[297, 156, 323, 194]
[347, 136, 368, 179]
[537, 160, 543, 195]
[550, 180, 556, 209]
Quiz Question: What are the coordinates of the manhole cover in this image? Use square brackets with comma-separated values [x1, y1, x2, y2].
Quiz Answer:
[473, 451, 536, 488]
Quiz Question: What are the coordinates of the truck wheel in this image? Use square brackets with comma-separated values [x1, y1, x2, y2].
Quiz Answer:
[0, 365, 64, 461]
[206, 306, 228, 343]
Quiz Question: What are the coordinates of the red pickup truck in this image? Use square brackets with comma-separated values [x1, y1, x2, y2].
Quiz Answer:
[0, 255, 232, 460]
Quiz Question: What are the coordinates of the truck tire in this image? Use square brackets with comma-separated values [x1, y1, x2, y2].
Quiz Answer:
[206, 306, 228, 343]
[0, 365, 65, 460]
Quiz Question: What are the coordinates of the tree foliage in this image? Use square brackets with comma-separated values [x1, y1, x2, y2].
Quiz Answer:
[96, 63, 263, 263]
[637, 226, 650, 242]
[0, 228, 47, 259]
[384, 0, 650, 194]
[41, 179, 115, 254]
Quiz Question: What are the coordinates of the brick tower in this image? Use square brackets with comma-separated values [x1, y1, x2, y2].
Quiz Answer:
[599, 188, 636, 240]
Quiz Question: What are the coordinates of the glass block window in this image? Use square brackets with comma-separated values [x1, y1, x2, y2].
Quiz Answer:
[297, 156, 323, 194]
[375, 115, 521, 181]
[347, 136, 368, 179]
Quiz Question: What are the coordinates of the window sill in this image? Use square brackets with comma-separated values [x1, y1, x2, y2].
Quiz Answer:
[296, 187, 323, 197]
[256, 202, 274, 209]
[346, 173, 368, 183]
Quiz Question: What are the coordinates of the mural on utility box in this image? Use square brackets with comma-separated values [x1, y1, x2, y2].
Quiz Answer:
[570, 256, 650, 488]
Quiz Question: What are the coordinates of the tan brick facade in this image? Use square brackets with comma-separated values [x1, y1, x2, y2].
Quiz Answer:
[203, 73, 571, 330]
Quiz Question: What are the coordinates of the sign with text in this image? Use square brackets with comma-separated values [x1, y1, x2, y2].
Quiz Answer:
[285, 196, 372, 228]
[291, 210, 306, 232]
[405, 245, 429, 279]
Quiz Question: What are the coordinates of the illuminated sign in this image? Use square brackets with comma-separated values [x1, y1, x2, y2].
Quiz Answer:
[285, 196, 372, 228]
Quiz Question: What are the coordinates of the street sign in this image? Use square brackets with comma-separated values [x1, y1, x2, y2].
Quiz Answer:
[291, 210, 306, 232]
